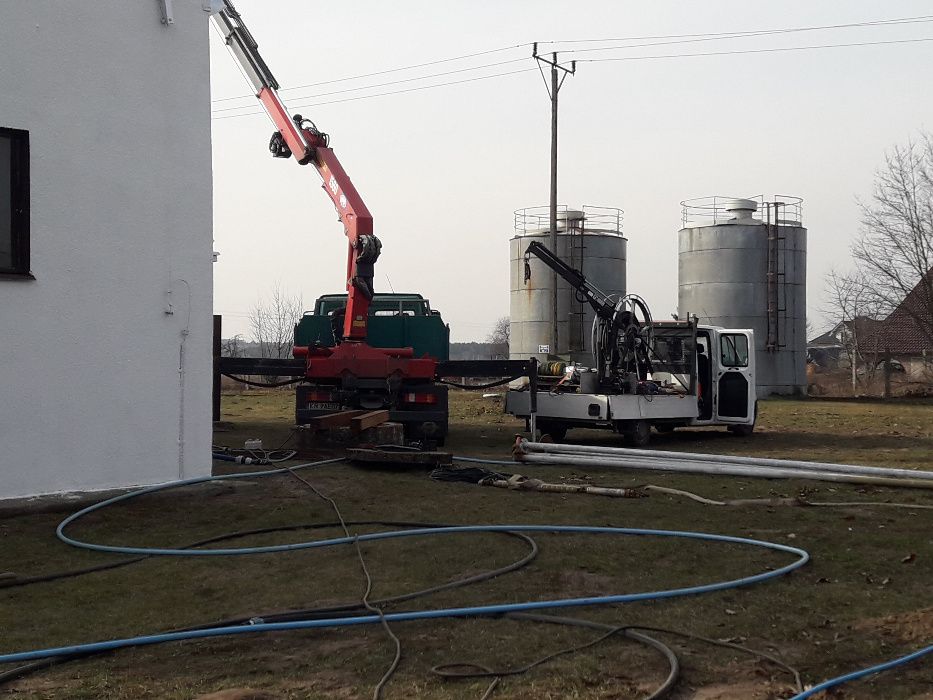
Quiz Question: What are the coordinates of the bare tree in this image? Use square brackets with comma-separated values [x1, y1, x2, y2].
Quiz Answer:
[823, 269, 883, 390]
[853, 133, 933, 346]
[249, 284, 305, 359]
[487, 316, 510, 358]
[221, 334, 244, 358]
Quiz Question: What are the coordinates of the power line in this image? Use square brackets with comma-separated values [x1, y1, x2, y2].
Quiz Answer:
[579, 36, 933, 63]
[211, 43, 531, 104]
[560, 15, 933, 55]
[211, 57, 528, 114]
[538, 14, 933, 46]
[212, 35, 933, 121]
[211, 14, 933, 106]
[212, 67, 537, 120]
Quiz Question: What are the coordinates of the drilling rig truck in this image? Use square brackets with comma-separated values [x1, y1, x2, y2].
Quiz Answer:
[505, 242, 757, 446]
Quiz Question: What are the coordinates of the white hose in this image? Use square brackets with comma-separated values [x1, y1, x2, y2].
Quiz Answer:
[515, 453, 933, 490]
[518, 440, 933, 483]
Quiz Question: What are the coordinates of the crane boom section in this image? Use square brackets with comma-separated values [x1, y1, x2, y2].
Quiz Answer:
[214, 1, 377, 341]
[523, 241, 616, 321]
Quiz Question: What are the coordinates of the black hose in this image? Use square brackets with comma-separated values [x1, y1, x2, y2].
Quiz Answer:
[221, 374, 305, 388]
[433, 612, 680, 700]
[439, 374, 525, 390]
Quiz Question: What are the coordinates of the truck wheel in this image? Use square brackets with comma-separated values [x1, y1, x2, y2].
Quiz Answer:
[622, 420, 651, 447]
[538, 421, 568, 442]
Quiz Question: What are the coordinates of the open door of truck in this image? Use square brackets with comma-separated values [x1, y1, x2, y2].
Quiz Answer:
[713, 329, 756, 425]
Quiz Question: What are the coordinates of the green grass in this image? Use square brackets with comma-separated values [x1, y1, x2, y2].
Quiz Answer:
[1, 392, 931, 698]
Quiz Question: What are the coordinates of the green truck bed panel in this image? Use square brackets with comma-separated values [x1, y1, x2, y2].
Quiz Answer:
[295, 294, 450, 361]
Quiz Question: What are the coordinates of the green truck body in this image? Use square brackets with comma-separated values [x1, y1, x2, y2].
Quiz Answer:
[295, 293, 450, 361]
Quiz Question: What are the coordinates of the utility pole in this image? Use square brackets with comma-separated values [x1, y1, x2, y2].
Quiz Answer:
[533, 44, 575, 357]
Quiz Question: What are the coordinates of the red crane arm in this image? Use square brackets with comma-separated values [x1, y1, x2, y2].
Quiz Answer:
[215, 3, 378, 342]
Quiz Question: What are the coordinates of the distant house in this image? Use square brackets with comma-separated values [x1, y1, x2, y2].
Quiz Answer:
[807, 324, 846, 368]
[865, 270, 933, 379]
[0, 3, 213, 499]
[810, 270, 933, 379]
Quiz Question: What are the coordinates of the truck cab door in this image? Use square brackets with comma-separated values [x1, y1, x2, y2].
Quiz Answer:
[713, 330, 755, 424]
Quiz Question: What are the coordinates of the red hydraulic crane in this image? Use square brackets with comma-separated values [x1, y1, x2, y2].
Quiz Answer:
[212, 1, 435, 381]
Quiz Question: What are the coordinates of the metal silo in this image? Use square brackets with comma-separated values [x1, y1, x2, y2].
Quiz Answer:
[510, 205, 626, 363]
[678, 196, 807, 397]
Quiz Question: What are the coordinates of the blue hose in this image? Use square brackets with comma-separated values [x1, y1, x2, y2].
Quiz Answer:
[55, 457, 345, 554]
[1, 524, 807, 664]
[0, 457, 808, 666]
[789, 644, 933, 699]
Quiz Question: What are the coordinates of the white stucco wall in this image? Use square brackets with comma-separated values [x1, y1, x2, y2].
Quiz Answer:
[0, 1, 213, 498]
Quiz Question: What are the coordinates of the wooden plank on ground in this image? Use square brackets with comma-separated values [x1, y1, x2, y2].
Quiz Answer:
[305, 410, 367, 430]
[350, 410, 390, 434]
[347, 448, 453, 467]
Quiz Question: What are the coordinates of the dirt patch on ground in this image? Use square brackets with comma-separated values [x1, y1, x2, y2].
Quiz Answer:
[195, 671, 361, 700]
[196, 690, 278, 700]
[853, 606, 933, 644]
[559, 569, 617, 596]
[673, 657, 801, 700]
[688, 679, 791, 699]
[6, 677, 61, 694]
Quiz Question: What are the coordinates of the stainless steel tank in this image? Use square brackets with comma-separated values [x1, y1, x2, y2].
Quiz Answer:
[678, 197, 807, 397]
[510, 205, 626, 363]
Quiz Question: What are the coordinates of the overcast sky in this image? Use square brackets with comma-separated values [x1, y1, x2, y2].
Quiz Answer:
[210, 0, 933, 343]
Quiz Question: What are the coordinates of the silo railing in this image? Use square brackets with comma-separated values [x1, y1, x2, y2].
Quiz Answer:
[680, 195, 803, 228]
[580, 205, 624, 233]
[514, 204, 624, 235]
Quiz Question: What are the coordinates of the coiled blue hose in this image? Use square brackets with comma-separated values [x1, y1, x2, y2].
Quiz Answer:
[1, 458, 808, 667]
[55, 457, 345, 555]
[1, 524, 807, 664]
[789, 644, 933, 699]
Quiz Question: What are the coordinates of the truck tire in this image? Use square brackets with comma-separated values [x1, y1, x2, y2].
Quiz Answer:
[537, 421, 568, 442]
[621, 420, 651, 447]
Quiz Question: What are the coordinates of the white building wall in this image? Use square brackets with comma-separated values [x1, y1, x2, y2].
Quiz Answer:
[0, 1, 213, 498]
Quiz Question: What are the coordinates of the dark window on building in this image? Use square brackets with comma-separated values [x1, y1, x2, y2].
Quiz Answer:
[0, 127, 30, 276]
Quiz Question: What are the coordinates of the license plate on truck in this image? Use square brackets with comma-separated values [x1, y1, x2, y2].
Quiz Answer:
[307, 402, 342, 411]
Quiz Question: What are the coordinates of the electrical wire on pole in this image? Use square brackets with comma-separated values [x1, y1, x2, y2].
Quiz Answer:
[210, 34, 933, 120]
[533, 44, 576, 358]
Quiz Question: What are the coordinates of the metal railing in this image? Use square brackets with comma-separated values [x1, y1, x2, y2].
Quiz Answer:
[514, 204, 624, 236]
[680, 195, 803, 228]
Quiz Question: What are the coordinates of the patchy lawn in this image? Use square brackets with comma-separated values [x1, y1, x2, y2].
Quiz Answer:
[1, 392, 931, 699]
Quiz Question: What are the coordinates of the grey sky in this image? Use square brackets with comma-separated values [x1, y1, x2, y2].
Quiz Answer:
[210, 0, 933, 343]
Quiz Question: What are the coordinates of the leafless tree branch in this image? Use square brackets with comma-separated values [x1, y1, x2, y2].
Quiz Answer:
[249, 283, 305, 359]
[486, 316, 510, 358]
[852, 133, 933, 347]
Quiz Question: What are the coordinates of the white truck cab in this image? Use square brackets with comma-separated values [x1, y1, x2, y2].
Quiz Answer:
[505, 322, 756, 447]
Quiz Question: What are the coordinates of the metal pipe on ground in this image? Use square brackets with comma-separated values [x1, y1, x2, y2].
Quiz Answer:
[517, 440, 933, 483]
[515, 453, 933, 490]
